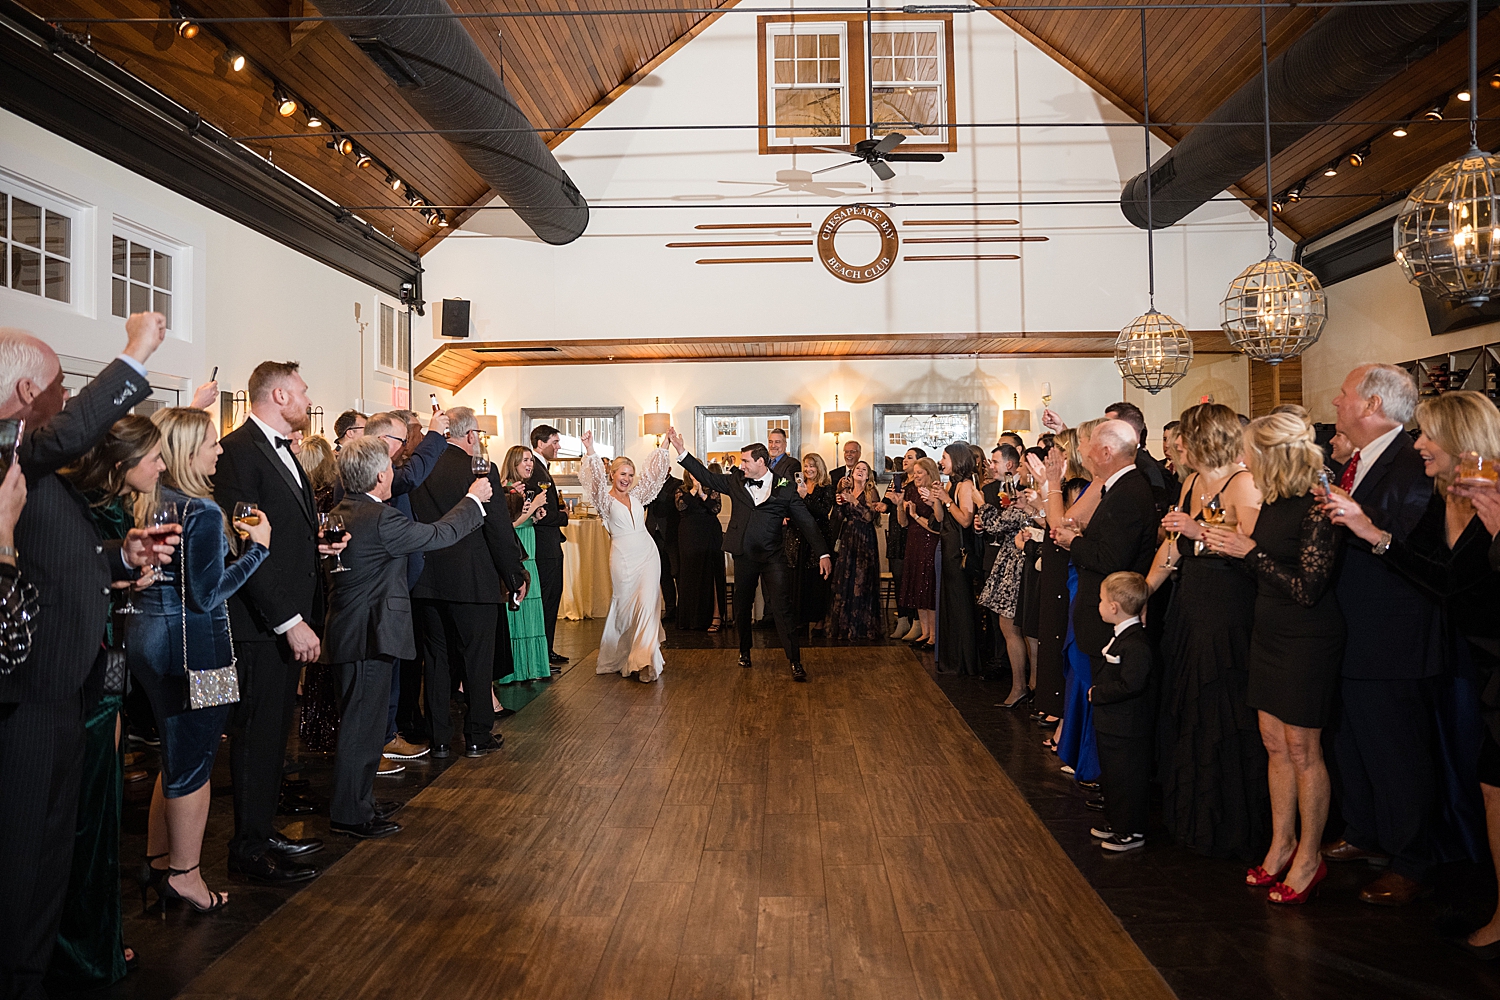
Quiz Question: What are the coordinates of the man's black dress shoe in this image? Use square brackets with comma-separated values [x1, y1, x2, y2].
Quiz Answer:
[1085, 797, 1106, 812]
[548, 652, 569, 664]
[1077, 780, 1101, 792]
[227, 852, 318, 884]
[330, 818, 402, 840]
[495, 707, 517, 721]
[281, 777, 311, 792]
[432, 744, 451, 759]
[373, 800, 403, 821]
[268, 832, 323, 857]
[790, 662, 807, 682]
[276, 793, 318, 816]
[464, 734, 504, 758]
[739, 653, 753, 669]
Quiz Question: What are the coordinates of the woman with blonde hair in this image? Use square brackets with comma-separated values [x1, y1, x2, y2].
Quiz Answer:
[1202, 413, 1344, 903]
[296, 433, 339, 512]
[793, 452, 837, 629]
[896, 455, 943, 648]
[1330, 391, 1500, 942]
[1151, 402, 1267, 860]
[580, 429, 674, 680]
[496, 445, 550, 683]
[131, 408, 271, 915]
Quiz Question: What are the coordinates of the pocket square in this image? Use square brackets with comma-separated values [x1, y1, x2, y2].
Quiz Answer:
[1104, 653, 1122, 664]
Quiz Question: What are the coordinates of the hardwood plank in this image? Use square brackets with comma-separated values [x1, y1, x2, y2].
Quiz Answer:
[823, 865, 915, 988]
[903, 930, 1003, 1000]
[664, 753, 725, 806]
[511, 914, 616, 1000]
[679, 850, 761, 956]
[633, 804, 712, 884]
[754, 896, 838, 1000]
[862, 771, 932, 839]
[817, 791, 883, 867]
[601, 766, 675, 828]
[558, 825, 652, 919]
[722, 737, 770, 783]
[813, 746, 865, 796]
[760, 812, 826, 897]
[704, 783, 765, 852]
[765, 756, 817, 815]
[667, 954, 754, 1000]
[878, 837, 971, 934]
[586, 881, 694, 1000]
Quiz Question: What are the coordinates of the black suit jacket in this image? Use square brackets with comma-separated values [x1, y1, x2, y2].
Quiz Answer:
[647, 474, 683, 551]
[525, 453, 568, 562]
[1090, 623, 1158, 738]
[409, 444, 526, 602]
[1068, 469, 1160, 655]
[321, 493, 483, 662]
[3, 359, 149, 703]
[214, 418, 323, 642]
[770, 453, 800, 480]
[679, 453, 827, 563]
[1134, 448, 1173, 518]
[1333, 431, 1442, 679]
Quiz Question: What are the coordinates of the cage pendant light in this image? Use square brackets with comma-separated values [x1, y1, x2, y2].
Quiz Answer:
[1116, 9, 1194, 395]
[1395, 0, 1500, 306]
[1220, 7, 1327, 365]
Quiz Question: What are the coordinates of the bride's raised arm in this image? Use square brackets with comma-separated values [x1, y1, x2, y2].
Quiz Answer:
[630, 442, 674, 506]
[578, 430, 611, 510]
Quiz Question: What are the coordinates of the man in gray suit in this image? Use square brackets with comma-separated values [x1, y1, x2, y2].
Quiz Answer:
[321, 438, 491, 839]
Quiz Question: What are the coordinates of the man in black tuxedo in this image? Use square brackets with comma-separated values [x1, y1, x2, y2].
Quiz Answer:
[1321, 364, 1442, 906]
[668, 429, 829, 681]
[214, 360, 335, 883]
[409, 407, 527, 757]
[527, 424, 570, 664]
[1051, 421, 1160, 669]
[0, 314, 176, 999]
[322, 438, 489, 839]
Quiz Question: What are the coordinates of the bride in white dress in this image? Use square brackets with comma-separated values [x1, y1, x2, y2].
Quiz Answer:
[579, 429, 674, 681]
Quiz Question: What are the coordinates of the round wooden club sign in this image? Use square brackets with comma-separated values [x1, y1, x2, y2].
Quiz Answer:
[817, 204, 900, 283]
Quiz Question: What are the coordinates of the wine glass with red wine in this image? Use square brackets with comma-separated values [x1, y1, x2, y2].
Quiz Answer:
[319, 511, 350, 573]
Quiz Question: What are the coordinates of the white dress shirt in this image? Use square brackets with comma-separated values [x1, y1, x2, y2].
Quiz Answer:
[246, 413, 306, 634]
[1101, 615, 1142, 659]
[1349, 424, 1404, 495]
[745, 469, 774, 506]
[1102, 464, 1137, 494]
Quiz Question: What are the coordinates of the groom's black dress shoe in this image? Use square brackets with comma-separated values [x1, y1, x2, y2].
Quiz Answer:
[331, 818, 402, 840]
[790, 662, 807, 682]
[432, 744, 451, 759]
[465, 734, 503, 757]
[268, 832, 323, 857]
[548, 652, 569, 664]
[227, 852, 318, 884]
[373, 800, 403, 821]
[739, 653, 753, 669]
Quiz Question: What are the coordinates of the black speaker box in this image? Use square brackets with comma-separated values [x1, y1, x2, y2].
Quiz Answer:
[438, 298, 470, 339]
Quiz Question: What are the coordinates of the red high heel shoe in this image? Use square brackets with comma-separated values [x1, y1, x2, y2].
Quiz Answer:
[1245, 858, 1293, 887]
[1268, 861, 1328, 905]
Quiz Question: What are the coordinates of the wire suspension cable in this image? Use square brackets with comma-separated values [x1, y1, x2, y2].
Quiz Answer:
[1261, 2, 1275, 255]
[1141, 7, 1154, 307]
[1472, 0, 1481, 149]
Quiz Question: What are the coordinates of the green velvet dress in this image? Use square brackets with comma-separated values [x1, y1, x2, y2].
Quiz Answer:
[47, 493, 130, 990]
[497, 520, 551, 684]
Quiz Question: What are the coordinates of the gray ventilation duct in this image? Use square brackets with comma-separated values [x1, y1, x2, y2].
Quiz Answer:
[1120, 3, 1473, 230]
[319, 0, 588, 244]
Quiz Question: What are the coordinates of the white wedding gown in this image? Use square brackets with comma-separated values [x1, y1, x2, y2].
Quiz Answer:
[581, 445, 672, 681]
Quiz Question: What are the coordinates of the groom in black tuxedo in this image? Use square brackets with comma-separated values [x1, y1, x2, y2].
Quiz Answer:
[670, 430, 829, 681]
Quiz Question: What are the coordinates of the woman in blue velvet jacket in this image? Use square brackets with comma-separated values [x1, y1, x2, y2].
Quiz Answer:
[129, 407, 270, 915]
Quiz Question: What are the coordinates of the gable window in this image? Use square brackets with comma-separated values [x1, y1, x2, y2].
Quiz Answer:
[758, 15, 956, 156]
[1, 190, 72, 304]
[375, 297, 411, 377]
[112, 236, 174, 329]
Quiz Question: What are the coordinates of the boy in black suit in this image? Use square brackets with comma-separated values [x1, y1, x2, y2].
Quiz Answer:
[1089, 571, 1157, 853]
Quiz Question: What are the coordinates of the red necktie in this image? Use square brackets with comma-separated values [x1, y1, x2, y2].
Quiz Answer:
[1339, 450, 1360, 493]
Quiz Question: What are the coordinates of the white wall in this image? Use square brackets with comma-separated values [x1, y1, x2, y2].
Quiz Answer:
[0, 109, 392, 422]
[414, 2, 1283, 421]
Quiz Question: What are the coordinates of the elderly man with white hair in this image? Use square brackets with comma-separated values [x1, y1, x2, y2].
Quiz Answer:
[0, 314, 177, 999]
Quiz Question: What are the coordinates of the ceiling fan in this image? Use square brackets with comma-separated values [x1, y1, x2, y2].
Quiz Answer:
[811, 132, 944, 181]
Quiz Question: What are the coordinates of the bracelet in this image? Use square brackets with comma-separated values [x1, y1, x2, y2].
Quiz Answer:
[1371, 530, 1392, 556]
[0, 545, 15, 558]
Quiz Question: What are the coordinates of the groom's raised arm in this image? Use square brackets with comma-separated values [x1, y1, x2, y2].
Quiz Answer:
[677, 450, 736, 496]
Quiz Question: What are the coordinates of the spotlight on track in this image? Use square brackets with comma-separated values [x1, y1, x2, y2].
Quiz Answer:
[275, 87, 298, 118]
[175, 18, 199, 40]
[1347, 144, 1370, 168]
[386, 171, 403, 193]
[331, 135, 355, 156]
[436, 211, 449, 228]
[1392, 122, 1409, 138]
[1285, 180, 1305, 203]
[305, 109, 325, 129]
[354, 149, 374, 169]
[1423, 101, 1446, 121]
[1322, 160, 1339, 177]
[225, 48, 246, 73]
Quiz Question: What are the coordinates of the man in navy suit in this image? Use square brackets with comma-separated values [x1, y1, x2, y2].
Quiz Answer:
[668, 429, 828, 681]
[1321, 364, 1442, 906]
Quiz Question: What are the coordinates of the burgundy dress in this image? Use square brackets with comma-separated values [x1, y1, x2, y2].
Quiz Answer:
[898, 484, 939, 611]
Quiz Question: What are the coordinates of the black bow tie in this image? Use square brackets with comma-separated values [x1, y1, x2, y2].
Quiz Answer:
[748, 477, 766, 488]
[275, 437, 294, 450]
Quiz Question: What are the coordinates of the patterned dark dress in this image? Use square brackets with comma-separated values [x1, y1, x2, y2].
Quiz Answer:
[827, 494, 883, 639]
[675, 488, 724, 630]
[977, 501, 1032, 618]
[898, 483, 939, 610]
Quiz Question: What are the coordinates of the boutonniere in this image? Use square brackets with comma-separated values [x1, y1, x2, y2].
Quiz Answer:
[776, 478, 790, 488]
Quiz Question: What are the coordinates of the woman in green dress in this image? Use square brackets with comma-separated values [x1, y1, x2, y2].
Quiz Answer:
[52, 415, 165, 989]
[496, 445, 552, 684]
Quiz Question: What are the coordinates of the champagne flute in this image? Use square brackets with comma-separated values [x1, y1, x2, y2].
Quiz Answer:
[320, 511, 350, 573]
[1165, 503, 1182, 545]
[150, 499, 179, 583]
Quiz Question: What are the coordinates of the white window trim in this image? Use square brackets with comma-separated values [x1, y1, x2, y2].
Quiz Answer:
[111, 218, 192, 342]
[0, 167, 95, 319]
[372, 293, 411, 379]
[866, 20, 948, 146]
[765, 20, 850, 148]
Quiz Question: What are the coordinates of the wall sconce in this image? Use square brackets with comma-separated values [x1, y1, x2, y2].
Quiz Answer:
[644, 396, 671, 443]
[475, 398, 499, 437]
[306, 405, 325, 436]
[1002, 393, 1031, 433]
[823, 394, 852, 446]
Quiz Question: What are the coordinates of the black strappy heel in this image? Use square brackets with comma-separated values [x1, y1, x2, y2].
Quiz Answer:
[137, 853, 168, 914]
[157, 864, 230, 915]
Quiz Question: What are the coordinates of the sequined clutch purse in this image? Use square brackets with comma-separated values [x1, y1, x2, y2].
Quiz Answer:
[180, 522, 240, 710]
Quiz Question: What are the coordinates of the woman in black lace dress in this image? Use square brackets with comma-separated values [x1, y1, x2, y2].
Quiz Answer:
[931, 443, 981, 675]
[1203, 413, 1343, 904]
[675, 470, 723, 631]
[827, 461, 884, 639]
[1149, 403, 1268, 860]
[790, 453, 837, 629]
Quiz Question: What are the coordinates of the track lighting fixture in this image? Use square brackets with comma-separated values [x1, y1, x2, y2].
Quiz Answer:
[1285, 181, 1304, 203]
[1270, 196, 1285, 214]
[1459, 88, 1473, 102]
[274, 87, 298, 118]
[1347, 144, 1370, 168]
[332, 135, 355, 156]
[1392, 122, 1409, 138]
[436, 211, 449, 228]
[386, 171, 403, 193]
[175, 18, 199, 40]
[1491, 72, 1500, 89]
[1322, 160, 1339, 177]
[304, 109, 325, 129]
[1423, 101, 1446, 121]
[354, 149, 374, 169]
[225, 48, 246, 73]
[406, 192, 425, 208]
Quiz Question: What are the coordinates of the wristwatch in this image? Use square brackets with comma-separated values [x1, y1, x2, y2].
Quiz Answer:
[1371, 530, 1392, 556]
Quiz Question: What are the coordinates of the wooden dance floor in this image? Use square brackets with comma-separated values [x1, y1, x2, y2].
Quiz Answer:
[181, 647, 1173, 1000]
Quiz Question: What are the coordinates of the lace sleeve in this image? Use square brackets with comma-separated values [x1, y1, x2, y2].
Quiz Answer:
[1245, 503, 1337, 608]
[579, 452, 611, 510]
[630, 444, 673, 506]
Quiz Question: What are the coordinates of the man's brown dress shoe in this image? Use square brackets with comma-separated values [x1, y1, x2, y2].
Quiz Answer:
[1321, 839, 1391, 865]
[1358, 871, 1432, 907]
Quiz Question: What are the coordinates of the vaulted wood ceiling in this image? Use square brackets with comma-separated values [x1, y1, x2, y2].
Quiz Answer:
[33, 1, 1492, 254]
